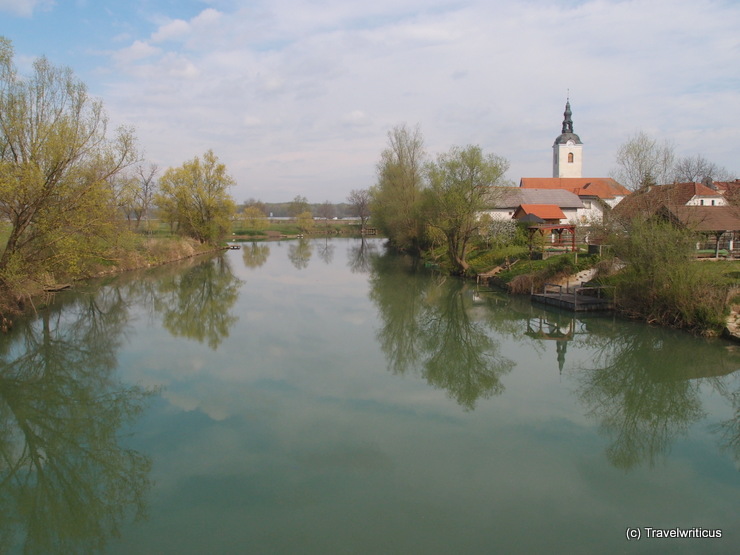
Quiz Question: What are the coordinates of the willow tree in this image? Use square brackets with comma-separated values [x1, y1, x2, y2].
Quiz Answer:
[0, 37, 137, 291]
[370, 124, 427, 252]
[425, 145, 510, 274]
[155, 150, 236, 244]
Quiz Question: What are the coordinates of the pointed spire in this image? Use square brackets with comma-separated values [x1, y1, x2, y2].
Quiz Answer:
[561, 99, 573, 134]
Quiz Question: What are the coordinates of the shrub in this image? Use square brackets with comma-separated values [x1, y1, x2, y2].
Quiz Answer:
[610, 219, 728, 332]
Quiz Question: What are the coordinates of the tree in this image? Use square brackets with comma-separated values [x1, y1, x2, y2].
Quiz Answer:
[316, 200, 335, 229]
[612, 131, 675, 191]
[242, 205, 268, 230]
[424, 145, 510, 274]
[155, 150, 236, 243]
[295, 210, 315, 233]
[370, 123, 427, 252]
[133, 163, 159, 229]
[0, 37, 138, 290]
[672, 154, 734, 183]
[347, 188, 371, 233]
[288, 195, 309, 218]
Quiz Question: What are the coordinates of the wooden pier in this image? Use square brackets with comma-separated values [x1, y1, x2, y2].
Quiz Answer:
[531, 283, 614, 312]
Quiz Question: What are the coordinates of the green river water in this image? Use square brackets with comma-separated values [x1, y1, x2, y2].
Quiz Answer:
[0, 237, 737, 554]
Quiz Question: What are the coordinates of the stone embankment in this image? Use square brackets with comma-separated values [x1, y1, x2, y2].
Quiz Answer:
[724, 308, 740, 341]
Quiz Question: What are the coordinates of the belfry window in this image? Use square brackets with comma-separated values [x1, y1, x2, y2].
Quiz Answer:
[567, 152, 574, 163]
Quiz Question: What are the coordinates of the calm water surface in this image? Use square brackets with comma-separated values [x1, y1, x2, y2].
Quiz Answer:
[1, 238, 738, 554]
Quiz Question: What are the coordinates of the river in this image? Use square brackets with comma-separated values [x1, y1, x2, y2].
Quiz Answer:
[0, 237, 737, 554]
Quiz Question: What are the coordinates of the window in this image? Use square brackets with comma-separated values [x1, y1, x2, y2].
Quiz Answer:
[567, 152, 574, 163]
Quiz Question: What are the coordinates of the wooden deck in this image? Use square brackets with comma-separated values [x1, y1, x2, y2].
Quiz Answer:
[531, 283, 614, 312]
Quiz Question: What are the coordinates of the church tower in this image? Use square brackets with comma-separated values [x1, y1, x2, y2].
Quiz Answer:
[552, 99, 583, 178]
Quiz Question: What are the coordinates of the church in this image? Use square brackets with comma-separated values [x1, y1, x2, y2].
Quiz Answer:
[518, 100, 630, 223]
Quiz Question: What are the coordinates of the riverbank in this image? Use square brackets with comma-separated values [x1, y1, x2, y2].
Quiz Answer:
[469, 249, 740, 338]
[0, 236, 224, 330]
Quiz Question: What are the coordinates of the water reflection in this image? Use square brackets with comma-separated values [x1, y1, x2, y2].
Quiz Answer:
[0, 290, 153, 554]
[576, 325, 740, 469]
[152, 256, 242, 349]
[242, 242, 270, 269]
[288, 238, 312, 269]
[316, 237, 335, 265]
[347, 237, 379, 274]
[369, 253, 514, 410]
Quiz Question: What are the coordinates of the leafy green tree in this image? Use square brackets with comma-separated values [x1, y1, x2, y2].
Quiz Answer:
[155, 150, 236, 244]
[288, 195, 309, 218]
[296, 210, 315, 233]
[425, 145, 509, 274]
[370, 124, 427, 252]
[0, 37, 137, 290]
[242, 205, 268, 230]
[610, 219, 727, 331]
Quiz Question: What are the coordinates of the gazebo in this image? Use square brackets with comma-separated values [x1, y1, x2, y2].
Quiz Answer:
[527, 223, 577, 257]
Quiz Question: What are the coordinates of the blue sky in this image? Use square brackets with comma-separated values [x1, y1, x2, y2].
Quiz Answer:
[2, 0, 739, 202]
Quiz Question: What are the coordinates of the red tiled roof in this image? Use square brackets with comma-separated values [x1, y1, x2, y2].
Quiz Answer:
[660, 182, 724, 204]
[519, 178, 631, 199]
[613, 182, 728, 221]
[514, 204, 566, 220]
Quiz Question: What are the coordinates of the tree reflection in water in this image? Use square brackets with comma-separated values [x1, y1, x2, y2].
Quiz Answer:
[347, 238, 379, 274]
[153, 256, 242, 349]
[242, 242, 270, 269]
[288, 238, 312, 270]
[576, 326, 740, 469]
[0, 288, 154, 554]
[369, 253, 513, 410]
[316, 237, 335, 265]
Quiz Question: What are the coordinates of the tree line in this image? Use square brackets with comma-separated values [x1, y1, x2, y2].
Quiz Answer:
[0, 38, 240, 301]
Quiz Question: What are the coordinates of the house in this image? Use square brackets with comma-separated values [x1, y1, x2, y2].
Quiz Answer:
[707, 179, 740, 203]
[612, 182, 727, 221]
[520, 177, 630, 222]
[485, 187, 583, 222]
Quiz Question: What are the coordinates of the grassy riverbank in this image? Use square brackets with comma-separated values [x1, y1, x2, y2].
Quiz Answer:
[461, 241, 740, 336]
[0, 230, 221, 327]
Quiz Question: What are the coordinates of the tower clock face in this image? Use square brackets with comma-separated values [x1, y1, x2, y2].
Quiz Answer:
[566, 140, 575, 145]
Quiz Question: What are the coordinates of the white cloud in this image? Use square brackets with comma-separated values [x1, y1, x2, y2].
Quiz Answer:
[100, 0, 740, 202]
[151, 19, 191, 43]
[113, 40, 161, 64]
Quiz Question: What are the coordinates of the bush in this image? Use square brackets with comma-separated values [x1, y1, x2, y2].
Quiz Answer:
[610, 219, 728, 332]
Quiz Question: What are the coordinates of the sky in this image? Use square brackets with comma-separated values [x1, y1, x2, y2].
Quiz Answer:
[1, 0, 739, 203]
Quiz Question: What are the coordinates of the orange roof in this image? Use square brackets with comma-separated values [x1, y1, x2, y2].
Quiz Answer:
[519, 178, 631, 199]
[514, 204, 566, 220]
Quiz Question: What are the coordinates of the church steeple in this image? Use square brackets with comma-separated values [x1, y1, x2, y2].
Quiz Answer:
[561, 99, 574, 134]
[553, 98, 583, 178]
